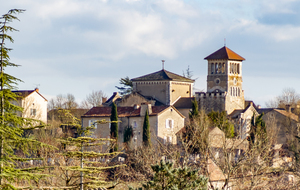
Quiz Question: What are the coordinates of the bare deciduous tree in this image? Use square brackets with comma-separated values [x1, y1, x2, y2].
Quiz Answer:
[80, 90, 106, 109]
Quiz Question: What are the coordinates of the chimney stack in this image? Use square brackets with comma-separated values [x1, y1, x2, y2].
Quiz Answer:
[35, 88, 39, 93]
[140, 102, 152, 116]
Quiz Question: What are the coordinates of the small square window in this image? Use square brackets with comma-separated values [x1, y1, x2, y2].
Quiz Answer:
[30, 109, 36, 116]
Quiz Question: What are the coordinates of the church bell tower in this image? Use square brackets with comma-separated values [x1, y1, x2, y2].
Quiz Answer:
[204, 46, 246, 114]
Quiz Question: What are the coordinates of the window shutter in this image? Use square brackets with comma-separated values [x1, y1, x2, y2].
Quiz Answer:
[166, 119, 169, 128]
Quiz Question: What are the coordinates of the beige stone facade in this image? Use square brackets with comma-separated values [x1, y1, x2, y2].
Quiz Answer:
[82, 104, 185, 150]
[12, 88, 48, 123]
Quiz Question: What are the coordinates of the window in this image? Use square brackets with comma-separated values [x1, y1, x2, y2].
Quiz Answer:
[30, 109, 36, 116]
[89, 119, 97, 129]
[237, 64, 240, 74]
[164, 136, 167, 144]
[166, 119, 173, 129]
[211, 63, 214, 74]
[168, 136, 172, 144]
[133, 121, 137, 129]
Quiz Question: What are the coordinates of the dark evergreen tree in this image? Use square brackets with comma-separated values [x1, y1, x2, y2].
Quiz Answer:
[110, 102, 118, 151]
[142, 110, 151, 147]
[249, 113, 266, 147]
[189, 97, 199, 119]
[115, 76, 133, 96]
[143, 160, 207, 190]
[124, 125, 133, 143]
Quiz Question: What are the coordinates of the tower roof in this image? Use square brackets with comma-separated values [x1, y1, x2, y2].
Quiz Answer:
[204, 46, 245, 61]
[131, 69, 194, 82]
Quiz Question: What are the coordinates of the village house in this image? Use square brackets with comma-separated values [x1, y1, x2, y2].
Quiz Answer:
[82, 102, 185, 150]
[12, 88, 48, 123]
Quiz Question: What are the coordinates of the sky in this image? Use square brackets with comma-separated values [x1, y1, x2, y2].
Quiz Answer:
[2, 0, 300, 107]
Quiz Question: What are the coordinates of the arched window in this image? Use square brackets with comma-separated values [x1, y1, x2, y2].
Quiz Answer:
[231, 63, 234, 73]
[222, 63, 225, 73]
[211, 63, 214, 74]
[238, 88, 240, 96]
[215, 63, 218, 74]
[230, 87, 232, 96]
[237, 64, 240, 74]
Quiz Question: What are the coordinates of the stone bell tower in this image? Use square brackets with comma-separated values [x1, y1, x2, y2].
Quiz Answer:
[197, 46, 246, 114]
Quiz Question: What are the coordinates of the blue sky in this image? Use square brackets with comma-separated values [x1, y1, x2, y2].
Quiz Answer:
[2, 0, 300, 107]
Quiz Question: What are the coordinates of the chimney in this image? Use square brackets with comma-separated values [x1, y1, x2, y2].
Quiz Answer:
[102, 97, 107, 104]
[285, 104, 291, 113]
[134, 104, 140, 109]
[140, 102, 152, 116]
[35, 88, 39, 93]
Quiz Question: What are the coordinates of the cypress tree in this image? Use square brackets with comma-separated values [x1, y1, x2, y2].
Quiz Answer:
[110, 102, 118, 151]
[142, 110, 151, 146]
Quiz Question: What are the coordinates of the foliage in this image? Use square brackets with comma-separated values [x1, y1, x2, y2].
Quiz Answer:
[110, 102, 118, 151]
[0, 9, 57, 189]
[208, 110, 235, 138]
[143, 160, 207, 190]
[189, 97, 199, 119]
[182, 65, 193, 79]
[80, 90, 106, 109]
[249, 113, 266, 146]
[48, 93, 78, 110]
[124, 125, 133, 144]
[115, 76, 133, 96]
[58, 109, 124, 189]
[143, 110, 151, 147]
[183, 109, 210, 155]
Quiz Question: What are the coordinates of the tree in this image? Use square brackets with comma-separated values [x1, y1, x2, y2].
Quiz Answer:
[58, 109, 124, 189]
[115, 76, 133, 96]
[80, 90, 106, 109]
[249, 113, 266, 147]
[110, 102, 118, 151]
[208, 110, 235, 138]
[47, 93, 79, 110]
[266, 88, 300, 109]
[143, 160, 208, 190]
[182, 65, 193, 79]
[143, 110, 151, 147]
[189, 97, 199, 119]
[0, 9, 55, 189]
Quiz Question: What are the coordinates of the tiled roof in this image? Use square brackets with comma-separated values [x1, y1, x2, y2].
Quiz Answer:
[173, 97, 194, 109]
[12, 89, 48, 101]
[82, 106, 170, 118]
[257, 108, 298, 122]
[12, 90, 35, 97]
[131, 69, 194, 83]
[204, 46, 245, 61]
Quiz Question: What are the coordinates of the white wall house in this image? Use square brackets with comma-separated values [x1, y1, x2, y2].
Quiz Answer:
[12, 88, 48, 123]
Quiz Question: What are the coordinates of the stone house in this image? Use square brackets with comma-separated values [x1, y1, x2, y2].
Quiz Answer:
[82, 103, 185, 150]
[12, 88, 48, 123]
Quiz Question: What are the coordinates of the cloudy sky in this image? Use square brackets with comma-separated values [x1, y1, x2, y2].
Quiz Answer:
[2, 0, 300, 106]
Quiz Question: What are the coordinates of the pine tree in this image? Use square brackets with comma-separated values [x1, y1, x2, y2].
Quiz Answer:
[142, 110, 151, 147]
[143, 160, 208, 190]
[0, 9, 55, 189]
[59, 110, 124, 189]
[110, 102, 118, 151]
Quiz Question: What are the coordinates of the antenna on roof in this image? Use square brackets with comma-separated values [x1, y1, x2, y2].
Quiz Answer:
[224, 38, 226, 46]
[162, 60, 165, 70]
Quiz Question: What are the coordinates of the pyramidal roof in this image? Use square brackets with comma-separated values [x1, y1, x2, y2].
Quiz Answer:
[131, 69, 194, 82]
[204, 46, 245, 61]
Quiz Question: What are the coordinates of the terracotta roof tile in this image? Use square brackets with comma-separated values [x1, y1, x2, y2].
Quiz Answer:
[204, 46, 245, 61]
[131, 69, 194, 83]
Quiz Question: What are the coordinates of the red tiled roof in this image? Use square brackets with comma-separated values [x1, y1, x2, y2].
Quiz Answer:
[204, 46, 245, 61]
[82, 106, 170, 117]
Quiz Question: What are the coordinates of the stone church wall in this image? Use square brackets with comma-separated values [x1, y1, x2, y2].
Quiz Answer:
[196, 92, 226, 113]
